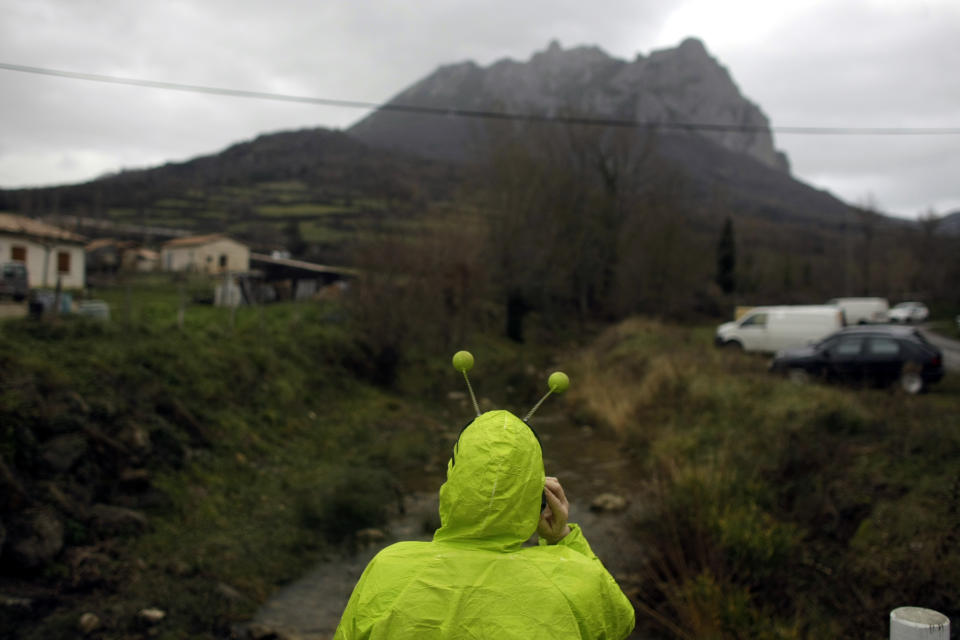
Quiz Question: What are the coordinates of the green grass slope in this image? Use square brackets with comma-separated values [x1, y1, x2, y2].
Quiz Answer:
[0, 279, 445, 639]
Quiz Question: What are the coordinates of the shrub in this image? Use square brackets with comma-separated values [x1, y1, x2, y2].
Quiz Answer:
[575, 317, 960, 639]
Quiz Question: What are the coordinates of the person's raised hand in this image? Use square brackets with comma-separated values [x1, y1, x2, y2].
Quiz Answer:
[538, 476, 571, 544]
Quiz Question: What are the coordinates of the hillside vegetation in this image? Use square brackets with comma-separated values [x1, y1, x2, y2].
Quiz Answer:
[0, 129, 461, 267]
[2, 276, 957, 638]
[0, 281, 462, 639]
[3, 121, 960, 327]
[568, 318, 960, 639]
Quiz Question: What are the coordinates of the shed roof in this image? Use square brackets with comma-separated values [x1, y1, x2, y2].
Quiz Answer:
[86, 237, 134, 251]
[0, 213, 86, 244]
[162, 233, 245, 249]
[250, 252, 361, 277]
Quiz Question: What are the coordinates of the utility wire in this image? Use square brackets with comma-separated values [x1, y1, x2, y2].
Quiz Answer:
[3, 61, 960, 136]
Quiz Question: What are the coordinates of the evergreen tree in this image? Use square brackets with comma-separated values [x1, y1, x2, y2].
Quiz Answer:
[284, 220, 308, 258]
[716, 217, 736, 294]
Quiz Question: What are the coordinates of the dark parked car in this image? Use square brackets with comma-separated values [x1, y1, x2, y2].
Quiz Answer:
[0, 262, 28, 301]
[770, 325, 944, 394]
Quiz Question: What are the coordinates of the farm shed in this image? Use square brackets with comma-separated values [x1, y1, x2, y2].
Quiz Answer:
[160, 234, 249, 274]
[249, 252, 359, 301]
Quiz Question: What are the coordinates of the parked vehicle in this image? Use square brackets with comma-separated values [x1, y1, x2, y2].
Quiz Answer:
[715, 305, 844, 353]
[0, 262, 28, 301]
[826, 297, 890, 325]
[888, 301, 929, 324]
[769, 325, 944, 394]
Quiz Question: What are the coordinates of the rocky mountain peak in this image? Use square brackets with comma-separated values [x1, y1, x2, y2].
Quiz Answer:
[529, 39, 612, 69]
[349, 39, 790, 173]
[676, 36, 709, 59]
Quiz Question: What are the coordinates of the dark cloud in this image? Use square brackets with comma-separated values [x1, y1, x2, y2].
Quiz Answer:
[708, 1, 960, 215]
[0, 0, 956, 217]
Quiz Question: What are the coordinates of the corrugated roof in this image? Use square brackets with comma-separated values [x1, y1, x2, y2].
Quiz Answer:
[162, 233, 241, 249]
[0, 213, 86, 243]
[250, 252, 361, 276]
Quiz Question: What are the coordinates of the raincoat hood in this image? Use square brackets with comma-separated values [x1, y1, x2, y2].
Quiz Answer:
[434, 410, 544, 550]
[334, 408, 636, 639]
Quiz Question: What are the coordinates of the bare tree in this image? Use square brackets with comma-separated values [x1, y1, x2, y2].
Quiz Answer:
[479, 120, 666, 336]
[344, 211, 487, 383]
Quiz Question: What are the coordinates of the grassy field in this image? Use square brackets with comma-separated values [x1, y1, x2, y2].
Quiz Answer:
[929, 318, 960, 340]
[255, 203, 351, 217]
[82, 177, 400, 248]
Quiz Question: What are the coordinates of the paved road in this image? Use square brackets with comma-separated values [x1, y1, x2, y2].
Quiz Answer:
[920, 326, 960, 372]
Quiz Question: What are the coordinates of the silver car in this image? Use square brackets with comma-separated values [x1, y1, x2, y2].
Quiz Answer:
[888, 301, 929, 324]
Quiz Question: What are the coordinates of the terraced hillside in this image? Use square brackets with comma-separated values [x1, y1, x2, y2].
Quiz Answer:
[1, 128, 462, 264]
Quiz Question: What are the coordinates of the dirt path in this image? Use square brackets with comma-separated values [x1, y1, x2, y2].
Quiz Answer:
[249, 414, 648, 639]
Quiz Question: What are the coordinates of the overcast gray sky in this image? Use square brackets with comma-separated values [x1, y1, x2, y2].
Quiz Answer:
[1, 0, 957, 219]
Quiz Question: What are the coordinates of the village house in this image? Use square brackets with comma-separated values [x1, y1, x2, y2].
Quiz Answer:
[0, 213, 86, 289]
[86, 238, 160, 275]
[124, 247, 160, 273]
[85, 238, 132, 275]
[160, 234, 249, 274]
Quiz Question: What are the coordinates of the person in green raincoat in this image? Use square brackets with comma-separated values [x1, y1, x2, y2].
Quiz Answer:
[334, 409, 636, 639]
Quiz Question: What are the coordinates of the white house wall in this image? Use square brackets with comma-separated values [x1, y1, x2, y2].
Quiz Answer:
[1, 235, 85, 289]
[161, 239, 250, 273]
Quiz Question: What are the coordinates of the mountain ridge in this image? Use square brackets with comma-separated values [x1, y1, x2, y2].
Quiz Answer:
[349, 37, 789, 173]
[1, 38, 901, 242]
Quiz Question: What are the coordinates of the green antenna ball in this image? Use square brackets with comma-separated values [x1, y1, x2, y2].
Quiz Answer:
[452, 350, 474, 372]
[548, 371, 569, 394]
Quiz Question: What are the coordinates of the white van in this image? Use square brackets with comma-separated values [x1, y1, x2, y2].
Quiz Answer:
[715, 305, 844, 353]
[826, 297, 889, 325]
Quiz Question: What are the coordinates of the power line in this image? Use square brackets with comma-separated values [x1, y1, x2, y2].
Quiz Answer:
[3, 61, 960, 136]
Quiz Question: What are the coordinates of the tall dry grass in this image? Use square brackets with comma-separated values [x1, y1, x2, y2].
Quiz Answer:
[567, 317, 960, 639]
[568, 318, 697, 438]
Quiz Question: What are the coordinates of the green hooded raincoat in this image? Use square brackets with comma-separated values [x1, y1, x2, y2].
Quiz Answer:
[334, 410, 635, 639]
